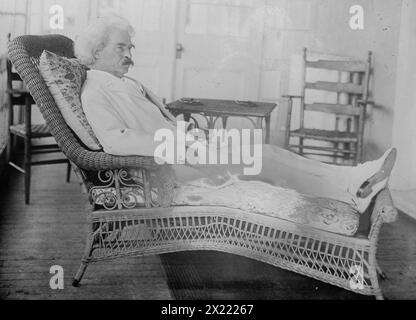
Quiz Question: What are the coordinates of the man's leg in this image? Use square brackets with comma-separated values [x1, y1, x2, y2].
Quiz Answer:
[174, 142, 396, 212]
[244, 144, 396, 211]
[175, 143, 353, 200]
[240, 144, 353, 203]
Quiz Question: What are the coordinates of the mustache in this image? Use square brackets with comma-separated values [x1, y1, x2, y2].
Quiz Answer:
[122, 57, 134, 66]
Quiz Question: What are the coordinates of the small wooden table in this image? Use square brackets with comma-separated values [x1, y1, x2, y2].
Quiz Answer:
[167, 98, 277, 144]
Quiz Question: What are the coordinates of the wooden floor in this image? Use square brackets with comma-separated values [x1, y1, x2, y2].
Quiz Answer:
[1, 163, 416, 300]
[0, 164, 172, 300]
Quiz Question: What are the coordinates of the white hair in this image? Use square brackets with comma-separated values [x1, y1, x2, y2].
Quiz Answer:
[74, 13, 135, 66]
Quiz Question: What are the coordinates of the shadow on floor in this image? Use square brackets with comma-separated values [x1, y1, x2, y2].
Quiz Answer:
[161, 251, 370, 300]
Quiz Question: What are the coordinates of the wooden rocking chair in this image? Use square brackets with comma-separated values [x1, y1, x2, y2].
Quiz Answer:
[8, 34, 398, 300]
[284, 48, 373, 165]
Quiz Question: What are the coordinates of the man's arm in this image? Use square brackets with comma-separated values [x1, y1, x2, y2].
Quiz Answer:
[141, 84, 177, 122]
[142, 84, 196, 134]
[82, 87, 162, 157]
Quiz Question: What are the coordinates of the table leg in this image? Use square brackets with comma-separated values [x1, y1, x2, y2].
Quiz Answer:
[222, 116, 228, 129]
[183, 113, 191, 122]
[265, 115, 271, 144]
[168, 110, 181, 118]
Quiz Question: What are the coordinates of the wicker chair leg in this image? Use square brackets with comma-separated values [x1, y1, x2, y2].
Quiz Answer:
[368, 271, 384, 300]
[368, 254, 384, 300]
[72, 234, 94, 287]
[72, 261, 89, 287]
[376, 261, 387, 280]
[375, 292, 384, 300]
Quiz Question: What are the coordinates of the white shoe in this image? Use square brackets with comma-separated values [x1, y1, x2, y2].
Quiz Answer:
[349, 148, 397, 213]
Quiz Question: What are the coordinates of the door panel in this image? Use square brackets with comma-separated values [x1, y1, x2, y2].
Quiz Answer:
[174, 0, 265, 102]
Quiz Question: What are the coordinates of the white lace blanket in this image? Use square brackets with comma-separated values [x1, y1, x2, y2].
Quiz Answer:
[173, 175, 359, 236]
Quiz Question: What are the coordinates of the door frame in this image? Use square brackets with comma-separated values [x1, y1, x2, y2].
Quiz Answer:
[160, 0, 180, 103]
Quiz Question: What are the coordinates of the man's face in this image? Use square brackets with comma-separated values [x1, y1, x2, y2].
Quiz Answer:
[95, 29, 135, 77]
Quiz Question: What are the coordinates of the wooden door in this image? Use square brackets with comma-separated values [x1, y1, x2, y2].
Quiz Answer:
[173, 0, 265, 104]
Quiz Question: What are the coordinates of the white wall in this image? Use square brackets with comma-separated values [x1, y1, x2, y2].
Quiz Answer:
[304, 0, 403, 161]
[0, 0, 28, 53]
[391, 0, 416, 191]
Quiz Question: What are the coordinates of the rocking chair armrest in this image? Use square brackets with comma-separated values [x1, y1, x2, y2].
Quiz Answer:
[281, 94, 304, 100]
[357, 99, 375, 106]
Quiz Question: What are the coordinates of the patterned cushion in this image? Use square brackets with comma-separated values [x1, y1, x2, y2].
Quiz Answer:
[173, 178, 360, 236]
[39, 50, 102, 150]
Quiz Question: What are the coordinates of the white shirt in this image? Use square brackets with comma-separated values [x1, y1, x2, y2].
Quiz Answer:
[81, 69, 177, 157]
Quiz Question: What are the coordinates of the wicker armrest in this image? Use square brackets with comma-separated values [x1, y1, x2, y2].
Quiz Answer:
[371, 188, 398, 224]
[34, 100, 162, 171]
[368, 188, 398, 241]
[69, 148, 161, 171]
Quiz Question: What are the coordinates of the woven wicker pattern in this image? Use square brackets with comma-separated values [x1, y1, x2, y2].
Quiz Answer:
[81, 195, 396, 298]
[73, 169, 397, 299]
[9, 123, 52, 138]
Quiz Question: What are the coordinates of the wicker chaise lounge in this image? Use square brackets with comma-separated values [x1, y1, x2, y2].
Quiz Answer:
[8, 34, 398, 300]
